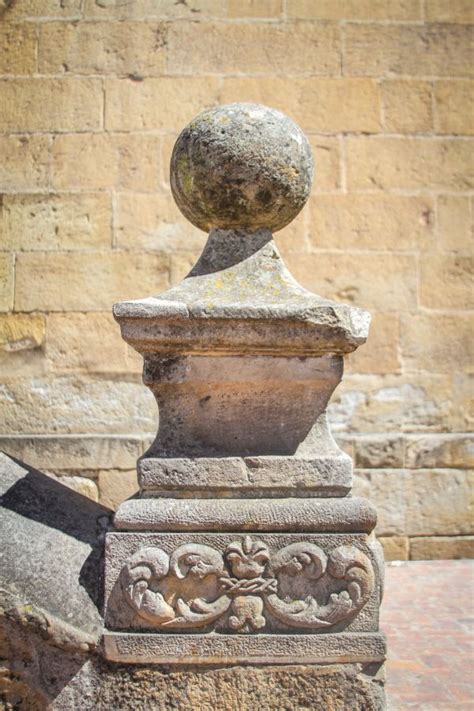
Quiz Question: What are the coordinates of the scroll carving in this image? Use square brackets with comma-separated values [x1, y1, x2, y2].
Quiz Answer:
[119, 537, 375, 633]
[265, 543, 374, 629]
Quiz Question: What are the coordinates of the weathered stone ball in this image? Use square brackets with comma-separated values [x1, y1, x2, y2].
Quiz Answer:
[170, 103, 314, 233]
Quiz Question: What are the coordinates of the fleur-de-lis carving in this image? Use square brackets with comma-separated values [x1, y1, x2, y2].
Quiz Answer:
[118, 539, 375, 633]
[225, 536, 270, 579]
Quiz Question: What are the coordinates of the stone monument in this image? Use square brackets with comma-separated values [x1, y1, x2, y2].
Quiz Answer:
[102, 103, 386, 706]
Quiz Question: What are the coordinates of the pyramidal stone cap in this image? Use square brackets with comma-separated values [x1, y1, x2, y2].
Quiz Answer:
[114, 103, 370, 356]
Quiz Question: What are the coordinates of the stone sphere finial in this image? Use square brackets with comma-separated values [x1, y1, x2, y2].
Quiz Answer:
[170, 103, 313, 234]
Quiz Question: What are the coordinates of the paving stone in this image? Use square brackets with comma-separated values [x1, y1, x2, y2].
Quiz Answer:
[383, 561, 474, 709]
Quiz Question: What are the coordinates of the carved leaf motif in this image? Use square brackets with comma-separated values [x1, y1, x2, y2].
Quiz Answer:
[118, 540, 375, 632]
[169, 543, 226, 580]
[272, 542, 327, 580]
[225, 536, 270, 579]
[121, 547, 175, 625]
[121, 544, 229, 627]
[265, 544, 375, 629]
[161, 595, 232, 628]
[264, 594, 333, 629]
[327, 545, 375, 605]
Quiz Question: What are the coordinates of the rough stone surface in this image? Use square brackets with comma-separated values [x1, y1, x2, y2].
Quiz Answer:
[435, 79, 474, 135]
[0, 193, 112, 252]
[0, 435, 146, 471]
[171, 103, 313, 233]
[115, 497, 377, 533]
[46, 312, 130, 373]
[308, 194, 433, 251]
[354, 435, 404, 469]
[166, 21, 341, 76]
[329, 373, 472, 434]
[49, 133, 163, 192]
[15, 250, 170, 312]
[49, 472, 99, 502]
[138, 451, 352, 497]
[405, 434, 474, 469]
[346, 136, 473, 192]
[0, 453, 109, 638]
[115, 191, 206, 251]
[0, 254, 14, 313]
[288, 0, 421, 20]
[139, 357, 346, 459]
[1, 377, 156, 435]
[353, 469, 473, 537]
[437, 194, 472, 251]
[0, 134, 51, 192]
[82, 0, 225, 20]
[345, 23, 473, 78]
[378, 536, 409, 562]
[0, 313, 45, 351]
[0, 23, 36, 74]
[0, 623, 386, 711]
[425, 0, 474, 22]
[0, 78, 103, 133]
[286, 251, 417, 313]
[410, 536, 474, 560]
[381, 80, 433, 133]
[103, 632, 386, 666]
[38, 21, 167, 76]
[98, 469, 138, 510]
[105, 75, 218, 133]
[419, 255, 473, 310]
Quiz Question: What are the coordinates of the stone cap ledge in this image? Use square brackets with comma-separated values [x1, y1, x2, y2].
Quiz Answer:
[114, 303, 369, 357]
[114, 496, 377, 533]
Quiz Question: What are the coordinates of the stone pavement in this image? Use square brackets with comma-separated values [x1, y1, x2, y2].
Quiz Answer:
[383, 560, 474, 710]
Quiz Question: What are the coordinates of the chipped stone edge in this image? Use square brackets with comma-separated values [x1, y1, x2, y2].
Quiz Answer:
[113, 304, 370, 356]
[138, 454, 352, 495]
[0, 588, 99, 655]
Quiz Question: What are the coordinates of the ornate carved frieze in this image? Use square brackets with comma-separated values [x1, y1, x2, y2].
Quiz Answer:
[119, 536, 375, 634]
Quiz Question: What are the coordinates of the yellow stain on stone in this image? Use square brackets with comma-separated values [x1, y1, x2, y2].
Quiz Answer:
[176, 157, 194, 195]
[0, 314, 45, 351]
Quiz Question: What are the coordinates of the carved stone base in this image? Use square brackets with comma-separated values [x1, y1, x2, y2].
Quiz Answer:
[103, 531, 384, 665]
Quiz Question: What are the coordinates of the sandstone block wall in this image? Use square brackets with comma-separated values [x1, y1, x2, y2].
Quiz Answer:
[0, 0, 472, 560]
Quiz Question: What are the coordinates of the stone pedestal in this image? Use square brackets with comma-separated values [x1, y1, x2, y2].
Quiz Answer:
[102, 104, 385, 707]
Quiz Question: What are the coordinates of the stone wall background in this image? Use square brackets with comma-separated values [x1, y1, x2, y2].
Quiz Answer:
[0, 0, 472, 560]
